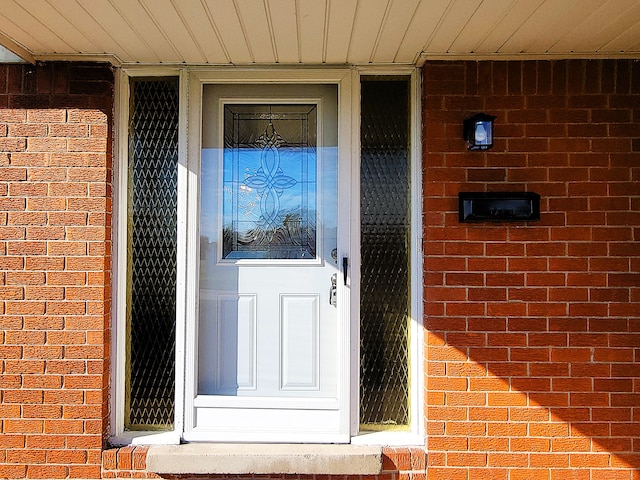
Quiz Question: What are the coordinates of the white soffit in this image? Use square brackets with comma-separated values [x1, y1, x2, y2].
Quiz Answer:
[0, 0, 639, 65]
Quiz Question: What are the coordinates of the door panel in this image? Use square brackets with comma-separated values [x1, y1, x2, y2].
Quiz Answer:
[190, 83, 346, 442]
[281, 294, 319, 390]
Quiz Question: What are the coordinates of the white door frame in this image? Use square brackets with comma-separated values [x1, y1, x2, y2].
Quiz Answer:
[112, 66, 423, 446]
[350, 66, 424, 445]
[183, 68, 353, 442]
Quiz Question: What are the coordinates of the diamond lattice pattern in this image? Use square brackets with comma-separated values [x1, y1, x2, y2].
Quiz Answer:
[127, 78, 179, 428]
[360, 79, 410, 427]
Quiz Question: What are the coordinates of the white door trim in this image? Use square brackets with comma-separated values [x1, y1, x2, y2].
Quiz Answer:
[111, 66, 423, 447]
[183, 68, 353, 443]
[349, 66, 425, 445]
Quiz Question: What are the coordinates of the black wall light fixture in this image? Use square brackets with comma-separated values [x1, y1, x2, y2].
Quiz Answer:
[463, 113, 496, 151]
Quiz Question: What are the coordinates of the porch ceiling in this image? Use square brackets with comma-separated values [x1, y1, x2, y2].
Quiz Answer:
[0, 0, 639, 66]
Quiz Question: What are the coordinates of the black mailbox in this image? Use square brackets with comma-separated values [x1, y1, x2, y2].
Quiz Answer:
[459, 192, 540, 223]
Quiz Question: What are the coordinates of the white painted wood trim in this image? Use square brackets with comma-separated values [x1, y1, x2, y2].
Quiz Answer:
[31, 52, 122, 65]
[111, 68, 186, 443]
[348, 68, 361, 438]
[111, 65, 422, 446]
[0, 31, 34, 64]
[349, 67, 424, 445]
[337, 68, 354, 443]
[417, 51, 640, 65]
[183, 67, 353, 442]
[111, 68, 129, 438]
[409, 67, 425, 442]
[186, 67, 355, 84]
[183, 71, 203, 434]
[173, 68, 189, 436]
[122, 65, 184, 77]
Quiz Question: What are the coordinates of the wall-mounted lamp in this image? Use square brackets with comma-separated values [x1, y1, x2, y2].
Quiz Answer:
[463, 113, 496, 151]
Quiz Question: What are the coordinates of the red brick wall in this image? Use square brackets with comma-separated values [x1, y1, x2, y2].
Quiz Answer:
[423, 60, 640, 480]
[3, 58, 638, 480]
[0, 63, 113, 479]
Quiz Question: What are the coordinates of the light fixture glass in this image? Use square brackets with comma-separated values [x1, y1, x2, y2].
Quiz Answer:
[463, 113, 496, 151]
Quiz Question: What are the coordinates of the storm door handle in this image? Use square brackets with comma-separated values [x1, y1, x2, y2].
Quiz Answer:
[342, 257, 348, 286]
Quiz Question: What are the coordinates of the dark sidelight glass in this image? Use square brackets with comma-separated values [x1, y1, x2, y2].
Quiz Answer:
[360, 78, 410, 428]
[126, 78, 179, 429]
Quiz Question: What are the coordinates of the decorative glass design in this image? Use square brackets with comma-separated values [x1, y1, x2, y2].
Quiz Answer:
[222, 104, 317, 259]
[127, 78, 178, 428]
[360, 79, 410, 428]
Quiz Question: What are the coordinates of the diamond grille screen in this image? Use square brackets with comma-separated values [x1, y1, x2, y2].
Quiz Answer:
[360, 79, 410, 428]
[127, 78, 178, 428]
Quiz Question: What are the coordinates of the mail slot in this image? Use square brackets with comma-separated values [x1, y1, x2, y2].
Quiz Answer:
[459, 192, 540, 223]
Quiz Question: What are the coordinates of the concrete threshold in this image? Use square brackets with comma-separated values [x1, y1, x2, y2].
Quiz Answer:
[147, 443, 383, 475]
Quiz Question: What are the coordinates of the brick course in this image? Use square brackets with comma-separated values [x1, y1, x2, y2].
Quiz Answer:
[423, 60, 640, 480]
[0, 62, 112, 479]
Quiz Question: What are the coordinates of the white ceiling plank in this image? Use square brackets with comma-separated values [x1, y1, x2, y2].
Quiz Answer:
[395, 0, 451, 62]
[0, 13, 48, 54]
[578, 1, 640, 53]
[498, 0, 577, 54]
[524, 0, 605, 53]
[267, 0, 300, 64]
[324, 0, 358, 64]
[172, 0, 228, 64]
[2, 0, 72, 54]
[233, 0, 276, 63]
[203, 0, 252, 64]
[549, 0, 638, 53]
[45, 0, 133, 61]
[347, 0, 389, 64]
[138, 0, 207, 64]
[370, 0, 421, 63]
[601, 6, 640, 53]
[16, 0, 99, 54]
[423, 0, 482, 53]
[110, 0, 180, 62]
[448, 0, 517, 54]
[77, 0, 158, 62]
[297, 0, 325, 63]
[473, 0, 544, 54]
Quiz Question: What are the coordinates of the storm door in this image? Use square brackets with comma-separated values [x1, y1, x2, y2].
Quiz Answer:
[185, 82, 349, 442]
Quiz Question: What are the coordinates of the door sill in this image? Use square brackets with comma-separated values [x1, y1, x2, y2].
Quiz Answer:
[146, 443, 382, 475]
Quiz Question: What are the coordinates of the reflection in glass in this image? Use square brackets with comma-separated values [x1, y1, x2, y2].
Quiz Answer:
[222, 104, 317, 259]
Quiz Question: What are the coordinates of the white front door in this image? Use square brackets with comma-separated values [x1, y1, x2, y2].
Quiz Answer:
[185, 80, 350, 442]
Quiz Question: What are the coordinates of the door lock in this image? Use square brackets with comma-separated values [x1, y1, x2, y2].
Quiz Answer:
[329, 273, 337, 307]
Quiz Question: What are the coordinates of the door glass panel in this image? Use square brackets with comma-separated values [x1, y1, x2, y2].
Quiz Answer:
[360, 78, 410, 428]
[222, 104, 317, 260]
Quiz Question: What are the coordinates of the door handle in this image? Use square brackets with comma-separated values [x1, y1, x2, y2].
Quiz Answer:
[342, 257, 348, 286]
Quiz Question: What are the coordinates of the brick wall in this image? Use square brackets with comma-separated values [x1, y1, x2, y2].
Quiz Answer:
[423, 60, 640, 480]
[2, 58, 638, 480]
[0, 63, 113, 479]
